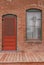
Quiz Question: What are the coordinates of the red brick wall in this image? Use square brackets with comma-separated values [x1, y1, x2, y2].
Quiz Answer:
[0, 0, 44, 51]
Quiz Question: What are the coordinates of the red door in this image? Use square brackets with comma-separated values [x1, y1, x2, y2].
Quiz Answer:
[2, 14, 17, 50]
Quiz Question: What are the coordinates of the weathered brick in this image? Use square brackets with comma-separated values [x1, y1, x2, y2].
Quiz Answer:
[0, 0, 44, 52]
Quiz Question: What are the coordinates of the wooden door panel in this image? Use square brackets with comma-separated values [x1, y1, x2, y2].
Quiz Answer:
[3, 36, 16, 41]
[3, 47, 16, 50]
[2, 15, 17, 50]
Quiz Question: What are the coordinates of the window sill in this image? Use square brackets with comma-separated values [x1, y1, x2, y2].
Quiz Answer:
[26, 39, 42, 43]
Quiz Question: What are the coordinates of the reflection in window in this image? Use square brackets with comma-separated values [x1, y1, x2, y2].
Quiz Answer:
[26, 9, 42, 40]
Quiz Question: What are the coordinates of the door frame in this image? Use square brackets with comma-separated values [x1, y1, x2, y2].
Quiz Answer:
[2, 14, 17, 51]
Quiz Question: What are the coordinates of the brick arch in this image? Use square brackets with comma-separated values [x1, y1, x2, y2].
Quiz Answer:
[24, 5, 43, 11]
[2, 14, 17, 18]
[26, 8, 42, 12]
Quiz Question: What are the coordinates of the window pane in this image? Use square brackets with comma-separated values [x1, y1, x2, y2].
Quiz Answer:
[33, 27, 39, 39]
[27, 9, 41, 40]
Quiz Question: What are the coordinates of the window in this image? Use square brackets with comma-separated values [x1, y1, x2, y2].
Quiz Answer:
[26, 9, 42, 40]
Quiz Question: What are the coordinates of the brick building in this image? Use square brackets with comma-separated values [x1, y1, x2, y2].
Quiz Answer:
[0, 0, 44, 51]
[0, 0, 44, 65]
